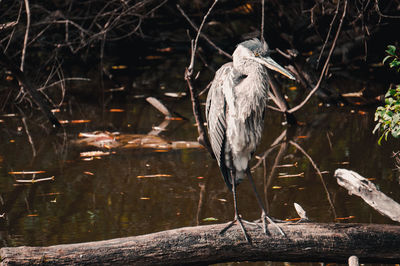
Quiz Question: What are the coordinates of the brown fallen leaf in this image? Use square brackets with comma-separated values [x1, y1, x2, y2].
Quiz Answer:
[109, 109, 124, 112]
[111, 65, 127, 70]
[335, 216, 355, 220]
[84, 171, 94, 176]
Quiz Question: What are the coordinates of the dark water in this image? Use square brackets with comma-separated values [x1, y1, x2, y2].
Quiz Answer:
[0, 51, 399, 264]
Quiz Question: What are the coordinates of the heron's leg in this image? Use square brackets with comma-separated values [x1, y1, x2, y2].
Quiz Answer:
[246, 169, 285, 236]
[220, 170, 251, 243]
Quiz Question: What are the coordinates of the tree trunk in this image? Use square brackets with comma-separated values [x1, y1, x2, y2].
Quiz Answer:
[1, 222, 400, 265]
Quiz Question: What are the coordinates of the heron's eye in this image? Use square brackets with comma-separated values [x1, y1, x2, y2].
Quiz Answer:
[254, 51, 260, 57]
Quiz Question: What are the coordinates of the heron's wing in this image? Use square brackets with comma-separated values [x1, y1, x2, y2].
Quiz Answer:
[206, 63, 234, 190]
[206, 67, 228, 167]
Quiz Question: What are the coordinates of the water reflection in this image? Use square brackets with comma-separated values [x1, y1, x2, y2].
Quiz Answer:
[0, 55, 399, 265]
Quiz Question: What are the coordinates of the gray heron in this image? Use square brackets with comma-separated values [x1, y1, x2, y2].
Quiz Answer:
[205, 38, 295, 241]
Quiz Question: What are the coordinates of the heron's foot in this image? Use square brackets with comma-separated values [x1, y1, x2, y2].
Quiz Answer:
[258, 211, 285, 237]
[220, 214, 256, 243]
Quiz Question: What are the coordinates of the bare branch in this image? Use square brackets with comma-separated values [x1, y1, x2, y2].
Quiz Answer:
[20, 0, 30, 72]
[374, 0, 400, 19]
[176, 3, 231, 60]
[316, 0, 340, 69]
[288, 0, 347, 114]
[260, 0, 265, 43]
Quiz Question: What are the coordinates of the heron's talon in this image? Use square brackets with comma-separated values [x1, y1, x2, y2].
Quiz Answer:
[220, 216, 252, 243]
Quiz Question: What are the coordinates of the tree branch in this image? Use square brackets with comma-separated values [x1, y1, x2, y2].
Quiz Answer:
[288, 0, 347, 114]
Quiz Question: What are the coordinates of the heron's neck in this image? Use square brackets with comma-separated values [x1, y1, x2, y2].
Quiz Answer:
[234, 67, 268, 119]
[243, 67, 268, 96]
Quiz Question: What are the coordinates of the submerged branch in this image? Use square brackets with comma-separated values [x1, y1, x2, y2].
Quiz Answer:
[0, 50, 61, 128]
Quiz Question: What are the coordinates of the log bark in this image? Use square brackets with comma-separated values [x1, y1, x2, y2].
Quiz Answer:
[1, 222, 400, 265]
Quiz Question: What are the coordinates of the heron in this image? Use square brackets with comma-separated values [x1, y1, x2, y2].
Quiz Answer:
[205, 38, 295, 242]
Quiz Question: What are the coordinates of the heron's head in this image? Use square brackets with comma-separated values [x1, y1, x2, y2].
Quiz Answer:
[232, 38, 295, 80]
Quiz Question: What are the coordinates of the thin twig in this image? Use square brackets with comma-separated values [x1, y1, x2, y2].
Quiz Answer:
[20, 0, 30, 72]
[289, 140, 337, 219]
[177, 3, 231, 60]
[181, 2, 219, 155]
[21, 116, 36, 158]
[288, 0, 347, 114]
[188, 0, 219, 74]
[316, 0, 340, 69]
[196, 183, 206, 226]
[374, 0, 400, 19]
[252, 129, 287, 170]
[260, 0, 265, 43]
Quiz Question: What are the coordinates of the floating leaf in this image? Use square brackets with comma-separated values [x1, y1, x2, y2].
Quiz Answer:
[60, 120, 91, 124]
[109, 109, 124, 112]
[145, 55, 162, 60]
[153, 149, 169, 152]
[335, 216, 355, 220]
[137, 174, 172, 179]
[157, 47, 173, 52]
[202, 217, 218, 222]
[111, 65, 127, 70]
[84, 171, 94, 176]
[80, 151, 110, 157]
[284, 217, 301, 221]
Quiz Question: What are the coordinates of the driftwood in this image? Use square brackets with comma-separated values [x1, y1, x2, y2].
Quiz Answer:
[1, 222, 400, 265]
[335, 168, 400, 222]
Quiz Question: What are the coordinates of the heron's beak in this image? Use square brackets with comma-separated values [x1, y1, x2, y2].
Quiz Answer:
[252, 56, 296, 80]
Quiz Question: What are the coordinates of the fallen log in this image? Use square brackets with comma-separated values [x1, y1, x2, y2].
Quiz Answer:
[1, 222, 400, 265]
[335, 168, 400, 222]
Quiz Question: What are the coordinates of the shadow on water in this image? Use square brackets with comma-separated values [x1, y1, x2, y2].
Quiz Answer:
[0, 50, 400, 265]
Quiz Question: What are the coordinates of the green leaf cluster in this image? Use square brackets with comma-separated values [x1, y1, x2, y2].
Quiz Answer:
[383, 45, 400, 70]
[374, 45, 400, 144]
[374, 85, 400, 144]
